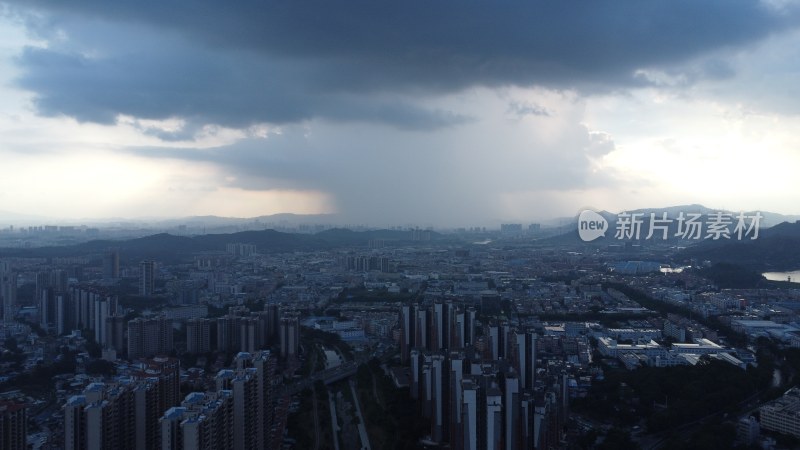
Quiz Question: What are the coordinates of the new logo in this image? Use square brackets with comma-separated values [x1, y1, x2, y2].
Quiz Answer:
[578, 210, 608, 242]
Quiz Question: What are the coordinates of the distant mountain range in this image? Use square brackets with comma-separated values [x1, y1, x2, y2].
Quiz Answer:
[543, 204, 800, 231]
[0, 228, 447, 262]
[2, 205, 798, 231]
[541, 204, 800, 246]
[0, 211, 343, 228]
[536, 203, 800, 271]
[2, 204, 799, 270]
[676, 219, 800, 271]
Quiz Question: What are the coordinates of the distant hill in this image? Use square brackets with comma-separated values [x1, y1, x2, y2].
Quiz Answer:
[314, 228, 443, 246]
[676, 220, 800, 271]
[543, 204, 800, 232]
[541, 205, 798, 249]
[0, 227, 450, 262]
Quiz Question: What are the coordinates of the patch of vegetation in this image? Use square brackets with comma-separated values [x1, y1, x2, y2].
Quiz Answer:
[304, 327, 353, 361]
[0, 350, 78, 396]
[85, 359, 116, 376]
[573, 360, 766, 433]
[353, 359, 427, 450]
[596, 427, 638, 450]
[661, 421, 737, 450]
[698, 263, 766, 289]
[286, 388, 318, 449]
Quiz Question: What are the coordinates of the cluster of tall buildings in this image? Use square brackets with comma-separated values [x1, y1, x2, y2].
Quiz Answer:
[160, 351, 283, 450]
[64, 353, 284, 450]
[127, 316, 173, 360]
[339, 254, 391, 273]
[225, 243, 256, 258]
[184, 305, 299, 359]
[36, 285, 123, 344]
[102, 251, 153, 297]
[35, 281, 166, 360]
[399, 302, 571, 449]
[24, 276, 302, 364]
[64, 357, 180, 450]
[399, 302, 477, 365]
[37, 269, 69, 333]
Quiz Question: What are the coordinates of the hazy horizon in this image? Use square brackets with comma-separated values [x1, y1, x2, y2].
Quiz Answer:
[2, 203, 799, 230]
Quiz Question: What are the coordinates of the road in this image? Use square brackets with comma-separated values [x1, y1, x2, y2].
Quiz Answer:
[312, 383, 321, 450]
[288, 361, 359, 395]
[349, 379, 372, 450]
[329, 388, 341, 450]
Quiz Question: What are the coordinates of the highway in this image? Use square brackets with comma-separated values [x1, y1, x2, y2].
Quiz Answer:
[287, 360, 359, 395]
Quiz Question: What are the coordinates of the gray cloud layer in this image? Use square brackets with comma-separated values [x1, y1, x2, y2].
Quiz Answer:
[8, 0, 796, 129]
[128, 112, 617, 225]
[5, 1, 798, 224]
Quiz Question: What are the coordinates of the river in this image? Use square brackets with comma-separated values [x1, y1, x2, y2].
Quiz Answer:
[324, 349, 342, 369]
[762, 270, 800, 283]
[773, 368, 783, 388]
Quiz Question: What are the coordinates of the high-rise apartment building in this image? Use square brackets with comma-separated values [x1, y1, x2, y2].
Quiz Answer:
[399, 304, 415, 364]
[504, 373, 520, 450]
[64, 395, 88, 450]
[37, 270, 68, 332]
[433, 302, 446, 351]
[415, 307, 429, 350]
[159, 390, 234, 450]
[139, 260, 155, 296]
[265, 303, 280, 342]
[205, 351, 277, 449]
[103, 249, 120, 280]
[55, 293, 70, 336]
[279, 313, 299, 359]
[133, 379, 160, 450]
[105, 315, 126, 355]
[186, 318, 211, 354]
[0, 262, 17, 324]
[397, 303, 571, 450]
[127, 316, 173, 360]
[216, 314, 242, 353]
[64, 369, 176, 450]
[39, 288, 57, 332]
[465, 307, 477, 347]
[64, 381, 136, 450]
[486, 386, 503, 450]
[94, 295, 118, 345]
[0, 401, 27, 450]
[512, 330, 536, 391]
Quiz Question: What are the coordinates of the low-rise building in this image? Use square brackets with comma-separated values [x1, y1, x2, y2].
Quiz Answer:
[760, 387, 800, 438]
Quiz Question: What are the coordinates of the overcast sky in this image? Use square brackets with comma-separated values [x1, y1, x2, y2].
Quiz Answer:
[1, 0, 800, 227]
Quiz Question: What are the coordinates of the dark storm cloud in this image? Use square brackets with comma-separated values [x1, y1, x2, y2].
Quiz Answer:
[16, 44, 470, 129]
[8, 0, 796, 129]
[127, 114, 617, 225]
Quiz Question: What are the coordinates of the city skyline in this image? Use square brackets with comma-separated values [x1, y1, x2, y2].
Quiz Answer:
[1, 1, 800, 226]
